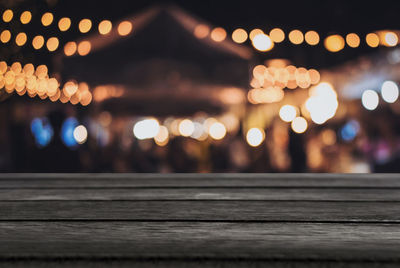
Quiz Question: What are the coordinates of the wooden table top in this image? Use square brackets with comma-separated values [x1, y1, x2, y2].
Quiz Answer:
[1, 173, 400, 267]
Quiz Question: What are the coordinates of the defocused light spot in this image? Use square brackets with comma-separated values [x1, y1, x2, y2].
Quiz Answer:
[194, 24, 209, 39]
[308, 69, 320, 84]
[249, 29, 263, 40]
[324, 35, 345, 52]
[346, 33, 360, 48]
[179, 119, 195, 137]
[20, 11, 31, 24]
[289, 30, 304, 45]
[232, 28, 248, 43]
[32, 35, 44, 49]
[46, 37, 59, 51]
[246, 128, 265, 147]
[321, 129, 336, 146]
[340, 120, 360, 142]
[15, 32, 27, 46]
[31, 117, 53, 147]
[73, 125, 88, 144]
[279, 105, 297, 122]
[61, 117, 79, 147]
[362, 90, 379, 110]
[381, 81, 399, 103]
[77, 41, 91, 56]
[63, 81, 78, 97]
[305, 31, 319, 45]
[0, 30, 11, 43]
[133, 118, 160, 140]
[23, 63, 35, 76]
[35, 65, 48, 79]
[41, 12, 53, 26]
[98, 20, 112, 35]
[291, 117, 308, 134]
[79, 19, 92, 33]
[64, 41, 77, 56]
[366, 33, 379, 48]
[47, 78, 59, 96]
[2, 10, 13, 23]
[117, 21, 132, 36]
[211, 27, 227, 42]
[154, 125, 169, 146]
[252, 34, 274, 52]
[209, 122, 226, 140]
[11, 62, 22, 74]
[384, 32, 398, 47]
[269, 28, 285, 43]
[58, 17, 71, 31]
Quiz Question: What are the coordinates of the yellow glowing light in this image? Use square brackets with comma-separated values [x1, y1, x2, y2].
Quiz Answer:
[23, 63, 34, 76]
[118, 21, 133, 36]
[211, 27, 227, 42]
[346, 33, 360, 48]
[73, 125, 88, 144]
[11, 62, 22, 74]
[324, 35, 345, 52]
[305, 31, 319, 45]
[232, 28, 248, 43]
[58, 17, 71, 31]
[0, 30, 11, 43]
[79, 19, 92, 33]
[35, 65, 48, 79]
[154, 125, 169, 146]
[179, 119, 195, 137]
[41, 12, 53, 26]
[2, 10, 13, 23]
[249, 29, 264, 41]
[279, 105, 298, 122]
[133, 118, 160, 140]
[209, 122, 226, 140]
[77, 41, 91, 56]
[15, 32, 27, 46]
[63, 81, 78, 97]
[64, 42, 77, 56]
[47, 78, 59, 96]
[0, 61, 7, 74]
[20, 11, 32, 24]
[246, 128, 265, 147]
[46, 37, 59, 52]
[194, 24, 210, 39]
[291, 117, 308, 134]
[98, 20, 112, 35]
[252, 34, 274, 52]
[32, 35, 44, 49]
[269, 28, 285, 43]
[366, 33, 379, 48]
[384, 32, 398, 47]
[289, 30, 304, 45]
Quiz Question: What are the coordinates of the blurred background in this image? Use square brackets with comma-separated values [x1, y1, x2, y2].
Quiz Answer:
[1, 0, 400, 173]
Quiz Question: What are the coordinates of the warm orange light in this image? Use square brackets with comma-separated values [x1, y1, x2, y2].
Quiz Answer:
[15, 32, 27, 46]
[289, 30, 304, 45]
[249, 29, 264, 40]
[305, 31, 319, 45]
[98, 20, 112, 35]
[58, 17, 71, 31]
[346, 33, 360, 48]
[46, 37, 59, 52]
[64, 42, 77, 56]
[35, 65, 48, 79]
[79, 19, 92, 33]
[32, 35, 44, 49]
[41, 12, 53, 26]
[2, 10, 13, 23]
[117, 21, 133, 36]
[366, 33, 379, 48]
[20, 11, 32, 24]
[308, 69, 320, 85]
[324, 35, 345, 52]
[252, 34, 274, 52]
[194, 24, 210, 39]
[0, 30, 11, 43]
[211, 27, 227, 42]
[63, 81, 78, 97]
[384, 32, 398, 47]
[78, 41, 91, 56]
[269, 28, 285, 43]
[23, 63, 34, 76]
[232, 28, 248, 43]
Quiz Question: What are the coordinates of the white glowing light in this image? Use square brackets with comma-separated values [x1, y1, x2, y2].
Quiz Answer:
[306, 82, 338, 124]
[178, 119, 195, 137]
[362, 90, 379, 110]
[291, 117, 308, 134]
[73, 125, 88, 144]
[154, 125, 169, 146]
[279, 105, 297, 122]
[252, 34, 274, 52]
[133, 119, 160, 140]
[381, 81, 399, 103]
[246, 128, 265, 147]
[209, 122, 226, 140]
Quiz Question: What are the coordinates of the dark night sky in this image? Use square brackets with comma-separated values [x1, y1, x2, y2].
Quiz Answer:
[2, 0, 400, 69]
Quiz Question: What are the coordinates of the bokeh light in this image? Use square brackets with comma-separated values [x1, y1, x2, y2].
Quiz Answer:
[252, 34, 274, 52]
[291, 117, 308, 134]
[209, 122, 226, 140]
[211, 27, 227, 42]
[58, 17, 71, 31]
[118, 21, 133, 36]
[279, 105, 298, 122]
[41, 12, 53, 26]
[246, 128, 265, 147]
[362, 90, 379, 110]
[232, 28, 248, 43]
[32, 35, 44, 49]
[305, 31, 320, 45]
[154, 125, 169, 146]
[79, 19, 92, 33]
[15, 33, 27, 46]
[346, 33, 360, 48]
[324, 35, 345, 52]
[98, 20, 112, 35]
[64, 41, 77, 56]
[0, 30, 11, 43]
[73, 125, 88, 144]
[20, 11, 32, 24]
[78, 41, 91, 56]
[133, 118, 160, 140]
[46, 37, 59, 52]
[2, 10, 13, 23]
[381, 81, 399, 103]
[269, 28, 285, 43]
[384, 32, 398, 47]
[249, 29, 263, 40]
[366, 33, 380, 48]
[179, 119, 195, 137]
[194, 24, 210, 39]
[288, 30, 304, 45]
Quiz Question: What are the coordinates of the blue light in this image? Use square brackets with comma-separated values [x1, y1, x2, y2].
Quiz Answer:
[30, 117, 54, 147]
[340, 120, 360, 142]
[61, 117, 79, 147]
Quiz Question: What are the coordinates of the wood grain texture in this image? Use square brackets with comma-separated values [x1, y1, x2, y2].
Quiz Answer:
[1, 173, 400, 267]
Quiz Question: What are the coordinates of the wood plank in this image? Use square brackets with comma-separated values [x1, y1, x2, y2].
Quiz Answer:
[1, 200, 400, 221]
[0, 173, 399, 188]
[1, 188, 400, 201]
[0, 222, 400, 262]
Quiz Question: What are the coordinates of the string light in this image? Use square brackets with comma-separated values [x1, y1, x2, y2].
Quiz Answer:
[64, 41, 77, 56]
[194, 24, 210, 39]
[77, 41, 91, 56]
[210, 27, 226, 42]
[58, 17, 71, 31]
[324, 35, 345, 52]
[2, 10, 13, 23]
[232, 28, 248, 44]
[252, 34, 274, 52]
[346, 33, 360, 48]
[0, 30, 11, 43]
[98, 20, 112, 35]
[20, 11, 32, 24]
[366, 33, 379, 48]
[15, 33, 27, 46]
[46, 37, 59, 52]
[305, 31, 320, 45]
[79, 19, 92, 33]
[269, 28, 285, 43]
[32, 35, 44, 49]
[246, 128, 265, 147]
[288, 30, 304, 45]
[41, 12, 53, 26]
[117, 21, 133, 36]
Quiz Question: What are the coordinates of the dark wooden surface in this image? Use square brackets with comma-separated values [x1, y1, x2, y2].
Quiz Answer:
[1, 173, 400, 267]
